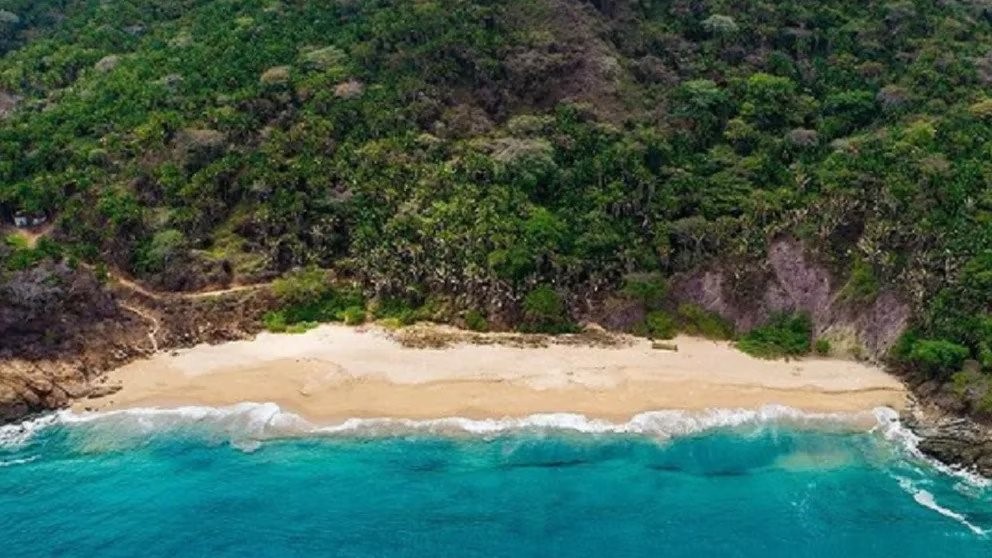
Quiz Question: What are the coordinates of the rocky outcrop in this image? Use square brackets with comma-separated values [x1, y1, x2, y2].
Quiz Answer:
[0, 266, 274, 423]
[671, 237, 911, 359]
[902, 401, 992, 478]
[0, 262, 133, 355]
[0, 263, 146, 421]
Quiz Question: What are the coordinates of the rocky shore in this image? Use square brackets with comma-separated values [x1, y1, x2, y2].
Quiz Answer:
[0, 262, 273, 422]
[902, 399, 992, 479]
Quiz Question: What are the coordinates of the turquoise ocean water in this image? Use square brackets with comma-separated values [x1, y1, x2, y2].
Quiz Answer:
[0, 404, 989, 557]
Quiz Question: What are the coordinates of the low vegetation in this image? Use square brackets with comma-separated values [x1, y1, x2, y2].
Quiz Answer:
[737, 313, 812, 360]
[263, 268, 365, 333]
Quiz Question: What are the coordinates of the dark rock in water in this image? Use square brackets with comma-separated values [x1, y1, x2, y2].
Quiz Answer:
[902, 402, 992, 478]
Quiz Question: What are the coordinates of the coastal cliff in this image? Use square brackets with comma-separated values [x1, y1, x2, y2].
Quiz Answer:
[669, 239, 911, 361]
[0, 263, 272, 422]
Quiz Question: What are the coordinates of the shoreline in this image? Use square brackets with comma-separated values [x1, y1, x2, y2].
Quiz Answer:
[77, 324, 909, 424]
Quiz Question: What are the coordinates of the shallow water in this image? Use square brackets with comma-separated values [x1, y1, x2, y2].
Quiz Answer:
[0, 405, 989, 557]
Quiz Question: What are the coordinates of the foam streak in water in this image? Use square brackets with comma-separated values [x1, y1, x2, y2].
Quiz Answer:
[0, 455, 38, 467]
[896, 477, 986, 536]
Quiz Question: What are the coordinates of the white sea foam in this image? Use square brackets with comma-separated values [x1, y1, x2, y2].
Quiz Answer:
[0, 402, 988, 487]
[896, 476, 987, 536]
[871, 407, 992, 489]
[0, 413, 60, 449]
[1, 402, 873, 449]
[0, 455, 38, 467]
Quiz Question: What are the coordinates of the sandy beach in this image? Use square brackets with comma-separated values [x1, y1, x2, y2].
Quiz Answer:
[76, 324, 909, 422]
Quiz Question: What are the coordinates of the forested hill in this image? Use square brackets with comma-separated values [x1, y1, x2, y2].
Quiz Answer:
[2, 1, 992, 405]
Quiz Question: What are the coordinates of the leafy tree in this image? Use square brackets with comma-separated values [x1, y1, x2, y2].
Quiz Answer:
[740, 73, 804, 131]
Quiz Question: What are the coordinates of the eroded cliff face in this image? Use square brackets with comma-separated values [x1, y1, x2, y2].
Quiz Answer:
[0, 263, 138, 421]
[671, 238, 911, 360]
[0, 265, 273, 423]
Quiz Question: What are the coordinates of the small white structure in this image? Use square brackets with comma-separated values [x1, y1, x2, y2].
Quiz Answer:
[13, 212, 46, 228]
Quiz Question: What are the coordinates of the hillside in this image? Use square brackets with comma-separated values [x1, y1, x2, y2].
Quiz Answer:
[2, 0, 992, 417]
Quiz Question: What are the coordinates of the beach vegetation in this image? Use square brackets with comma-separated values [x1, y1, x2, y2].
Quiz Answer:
[676, 304, 735, 341]
[644, 310, 677, 340]
[267, 268, 365, 330]
[905, 339, 970, 379]
[339, 306, 366, 326]
[285, 321, 319, 334]
[464, 309, 489, 332]
[272, 268, 332, 307]
[521, 285, 577, 334]
[262, 311, 288, 333]
[737, 313, 812, 360]
[814, 339, 831, 356]
[372, 298, 419, 326]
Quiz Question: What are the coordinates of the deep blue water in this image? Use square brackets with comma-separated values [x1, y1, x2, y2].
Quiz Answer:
[0, 406, 989, 557]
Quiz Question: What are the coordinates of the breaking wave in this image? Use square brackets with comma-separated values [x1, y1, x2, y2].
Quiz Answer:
[0, 402, 909, 447]
[0, 402, 986, 486]
[2, 402, 988, 538]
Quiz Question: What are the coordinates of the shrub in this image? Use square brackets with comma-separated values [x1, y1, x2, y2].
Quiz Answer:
[268, 271, 365, 330]
[702, 14, 739, 35]
[286, 321, 318, 334]
[521, 285, 576, 333]
[644, 310, 677, 340]
[814, 338, 831, 356]
[372, 297, 418, 325]
[951, 369, 982, 396]
[263, 311, 288, 333]
[677, 304, 734, 340]
[840, 259, 880, 304]
[272, 267, 332, 306]
[907, 339, 970, 378]
[410, 296, 448, 323]
[339, 306, 366, 325]
[890, 330, 920, 362]
[969, 98, 992, 119]
[737, 313, 812, 359]
[140, 229, 186, 273]
[464, 309, 489, 332]
[621, 273, 667, 310]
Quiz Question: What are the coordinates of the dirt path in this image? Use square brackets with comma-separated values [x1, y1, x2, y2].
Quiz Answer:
[6, 222, 272, 300]
[120, 303, 160, 353]
[185, 283, 267, 299]
[105, 269, 270, 301]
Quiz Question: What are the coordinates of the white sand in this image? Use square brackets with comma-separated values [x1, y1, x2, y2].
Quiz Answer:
[80, 324, 908, 422]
